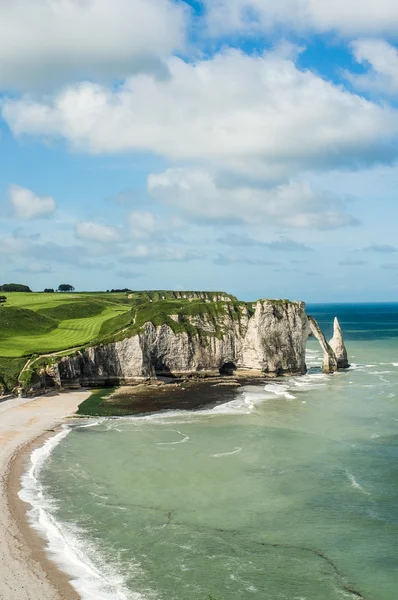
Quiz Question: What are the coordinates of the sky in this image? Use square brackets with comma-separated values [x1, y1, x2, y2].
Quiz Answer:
[1, 0, 398, 302]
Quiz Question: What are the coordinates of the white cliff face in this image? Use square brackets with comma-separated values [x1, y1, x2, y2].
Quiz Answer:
[329, 317, 350, 369]
[58, 336, 151, 384]
[57, 300, 309, 385]
[241, 301, 308, 373]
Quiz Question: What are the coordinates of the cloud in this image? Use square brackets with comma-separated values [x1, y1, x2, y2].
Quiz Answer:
[14, 261, 53, 274]
[8, 184, 56, 220]
[338, 259, 368, 265]
[75, 221, 121, 244]
[0, 0, 187, 90]
[203, 0, 398, 38]
[213, 254, 280, 266]
[3, 49, 398, 183]
[114, 270, 143, 280]
[121, 244, 204, 263]
[381, 262, 398, 269]
[363, 243, 396, 253]
[217, 233, 313, 251]
[128, 210, 186, 242]
[348, 39, 398, 96]
[149, 169, 358, 229]
[0, 234, 115, 270]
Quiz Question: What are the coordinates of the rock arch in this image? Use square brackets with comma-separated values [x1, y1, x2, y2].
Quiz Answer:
[307, 316, 349, 374]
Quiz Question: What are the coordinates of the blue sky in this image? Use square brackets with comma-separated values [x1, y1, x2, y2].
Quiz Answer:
[1, 0, 398, 301]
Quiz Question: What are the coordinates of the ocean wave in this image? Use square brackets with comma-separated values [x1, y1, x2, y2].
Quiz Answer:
[345, 470, 371, 496]
[349, 363, 376, 371]
[211, 447, 243, 458]
[369, 370, 392, 375]
[156, 430, 190, 445]
[263, 383, 296, 400]
[19, 427, 145, 600]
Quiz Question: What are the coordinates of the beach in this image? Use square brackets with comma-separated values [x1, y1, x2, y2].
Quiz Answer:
[0, 390, 90, 600]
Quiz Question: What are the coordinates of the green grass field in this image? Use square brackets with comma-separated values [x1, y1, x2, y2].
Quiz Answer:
[0, 292, 134, 389]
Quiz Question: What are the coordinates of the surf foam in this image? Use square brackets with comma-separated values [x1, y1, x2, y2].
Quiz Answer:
[19, 424, 145, 600]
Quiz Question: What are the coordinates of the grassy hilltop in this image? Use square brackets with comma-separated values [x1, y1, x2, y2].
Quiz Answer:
[0, 290, 248, 392]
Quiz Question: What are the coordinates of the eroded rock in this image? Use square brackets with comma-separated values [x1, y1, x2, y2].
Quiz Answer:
[308, 316, 338, 374]
[329, 317, 350, 369]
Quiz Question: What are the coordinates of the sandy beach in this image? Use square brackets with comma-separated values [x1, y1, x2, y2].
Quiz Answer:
[0, 390, 90, 600]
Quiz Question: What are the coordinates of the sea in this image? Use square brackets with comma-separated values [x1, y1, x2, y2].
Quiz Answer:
[20, 303, 398, 600]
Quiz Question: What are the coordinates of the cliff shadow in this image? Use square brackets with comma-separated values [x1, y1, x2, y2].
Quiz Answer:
[219, 362, 237, 376]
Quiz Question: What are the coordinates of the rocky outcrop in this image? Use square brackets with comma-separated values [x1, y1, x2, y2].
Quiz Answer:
[50, 301, 348, 387]
[308, 316, 338, 374]
[57, 300, 309, 386]
[329, 317, 350, 369]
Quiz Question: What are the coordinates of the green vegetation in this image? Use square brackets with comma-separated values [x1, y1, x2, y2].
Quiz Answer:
[77, 388, 132, 417]
[0, 292, 133, 390]
[0, 283, 32, 292]
[1, 307, 56, 338]
[58, 284, 75, 292]
[0, 289, 297, 392]
[127, 290, 237, 302]
[0, 357, 26, 391]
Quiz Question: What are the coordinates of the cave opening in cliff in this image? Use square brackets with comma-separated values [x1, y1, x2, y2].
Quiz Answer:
[219, 362, 237, 376]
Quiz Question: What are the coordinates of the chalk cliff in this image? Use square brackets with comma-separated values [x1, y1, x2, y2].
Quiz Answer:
[57, 300, 309, 386]
[54, 299, 349, 387]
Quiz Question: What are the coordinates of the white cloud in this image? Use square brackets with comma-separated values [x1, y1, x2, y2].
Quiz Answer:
[3, 49, 397, 183]
[128, 210, 184, 240]
[128, 211, 163, 239]
[8, 184, 57, 220]
[122, 244, 204, 263]
[363, 243, 396, 253]
[0, 234, 29, 254]
[0, 0, 187, 90]
[148, 168, 357, 230]
[75, 221, 120, 243]
[217, 233, 313, 251]
[348, 39, 398, 96]
[203, 0, 398, 38]
[15, 261, 53, 274]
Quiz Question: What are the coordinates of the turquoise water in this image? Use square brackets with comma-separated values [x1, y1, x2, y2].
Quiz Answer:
[24, 304, 398, 600]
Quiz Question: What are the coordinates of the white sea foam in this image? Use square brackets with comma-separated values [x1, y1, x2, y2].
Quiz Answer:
[348, 363, 377, 372]
[211, 447, 243, 458]
[264, 383, 296, 400]
[19, 425, 145, 600]
[156, 430, 190, 445]
[345, 470, 371, 496]
[369, 371, 392, 375]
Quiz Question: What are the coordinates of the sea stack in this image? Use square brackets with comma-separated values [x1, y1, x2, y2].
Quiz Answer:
[329, 317, 350, 369]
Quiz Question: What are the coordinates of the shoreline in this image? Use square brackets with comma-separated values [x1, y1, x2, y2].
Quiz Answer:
[7, 430, 81, 600]
[0, 376, 283, 600]
[0, 390, 90, 600]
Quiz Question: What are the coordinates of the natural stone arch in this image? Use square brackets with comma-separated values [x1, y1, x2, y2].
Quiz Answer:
[307, 316, 338, 374]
